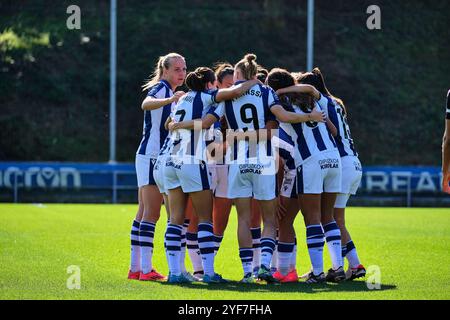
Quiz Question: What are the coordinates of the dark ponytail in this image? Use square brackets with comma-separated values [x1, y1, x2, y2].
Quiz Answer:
[185, 67, 216, 91]
[214, 62, 234, 84]
[267, 68, 315, 112]
[302, 67, 347, 114]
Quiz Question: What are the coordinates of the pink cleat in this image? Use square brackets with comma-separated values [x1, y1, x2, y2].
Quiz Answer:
[281, 269, 299, 283]
[272, 270, 285, 282]
[139, 269, 167, 281]
[128, 270, 141, 280]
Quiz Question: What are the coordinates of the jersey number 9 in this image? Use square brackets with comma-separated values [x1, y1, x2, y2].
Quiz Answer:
[240, 104, 259, 130]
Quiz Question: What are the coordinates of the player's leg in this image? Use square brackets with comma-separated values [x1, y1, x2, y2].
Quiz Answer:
[257, 198, 278, 279]
[334, 198, 351, 262]
[335, 195, 365, 280]
[181, 162, 226, 283]
[165, 187, 187, 281]
[162, 192, 171, 265]
[298, 192, 325, 283]
[128, 188, 144, 279]
[139, 184, 164, 280]
[189, 189, 223, 281]
[320, 154, 345, 282]
[212, 197, 232, 251]
[274, 195, 299, 282]
[212, 165, 233, 255]
[321, 191, 345, 282]
[254, 168, 279, 283]
[250, 199, 262, 277]
[234, 197, 254, 282]
[296, 160, 325, 283]
[186, 198, 203, 279]
[177, 197, 196, 279]
[227, 164, 255, 282]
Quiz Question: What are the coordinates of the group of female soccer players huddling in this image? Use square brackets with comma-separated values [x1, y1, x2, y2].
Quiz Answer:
[127, 52, 366, 284]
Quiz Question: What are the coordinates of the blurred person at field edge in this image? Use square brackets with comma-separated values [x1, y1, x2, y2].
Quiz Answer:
[442, 90, 450, 194]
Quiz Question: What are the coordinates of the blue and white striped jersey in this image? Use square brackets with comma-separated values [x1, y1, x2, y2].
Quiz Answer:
[446, 90, 450, 120]
[279, 97, 337, 168]
[210, 81, 278, 130]
[272, 127, 296, 170]
[209, 81, 279, 161]
[137, 79, 174, 158]
[317, 95, 358, 157]
[158, 135, 173, 157]
[170, 90, 218, 160]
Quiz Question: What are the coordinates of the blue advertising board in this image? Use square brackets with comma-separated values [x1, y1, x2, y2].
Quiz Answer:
[0, 162, 445, 194]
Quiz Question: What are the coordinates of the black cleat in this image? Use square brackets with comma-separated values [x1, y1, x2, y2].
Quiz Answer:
[326, 267, 346, 283]
[305, 271, 326, 284]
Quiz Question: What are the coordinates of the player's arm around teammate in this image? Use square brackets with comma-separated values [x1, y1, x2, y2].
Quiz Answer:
[267, 68, 344, 283]
[299, 68, 361, 281]
[165, 67, 259, 283]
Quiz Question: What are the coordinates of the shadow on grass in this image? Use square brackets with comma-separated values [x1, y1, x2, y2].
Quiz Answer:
[158, 279, 397, 294]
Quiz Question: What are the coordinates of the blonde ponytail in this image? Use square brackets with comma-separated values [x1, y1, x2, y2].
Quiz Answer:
[142, 52, 185, 91]
[235, 53, 259, 80]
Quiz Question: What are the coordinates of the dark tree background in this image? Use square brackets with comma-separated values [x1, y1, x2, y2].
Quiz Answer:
[1, 0, 449, 165]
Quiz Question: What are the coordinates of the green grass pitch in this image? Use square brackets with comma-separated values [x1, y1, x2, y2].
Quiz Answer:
[0, 204, 449, 300]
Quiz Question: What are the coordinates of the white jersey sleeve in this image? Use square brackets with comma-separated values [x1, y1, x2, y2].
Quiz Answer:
[317, 93, 329, 117]
[268, 88, 281, 108]
[147, 82, 167, 99]
[207, 101, 225, 120]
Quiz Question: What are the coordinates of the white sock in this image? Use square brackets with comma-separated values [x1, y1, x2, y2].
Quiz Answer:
[346, 240, 361, 268]
[239, 248, 253, 275]
[130, 220, 141, 272]
[323, 221, 343, 270]
[271, 229, 279, 270]
[186, 232, 203, 273]
[251, 228, 261, 272]
[180, 219, 189, 273]
[198, 222, 216, 276]
[260, 237, 276, 269]
[306, 224, 325, 275]
[277, 242, 294, 276]
[165, 223, 182, 276]
[139, 221, 156, 274]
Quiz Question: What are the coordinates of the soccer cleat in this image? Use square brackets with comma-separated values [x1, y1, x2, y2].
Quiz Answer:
[257, 265, 280, 283]
[281, 269, 299, 283]
[240, 272, 255, 284]
[139, 269, 167, 281]
[202, 273, 229, 284]
[167, 273, 194, 284]
[272, 270, 285, 282]
[325, 267, 346, 283]
[305, 271, 326, 284]
[128, 270, 141, 280]
[193, 270, 204, 281]
[183, 271, 201, 282]
[346, 264, 366, 281]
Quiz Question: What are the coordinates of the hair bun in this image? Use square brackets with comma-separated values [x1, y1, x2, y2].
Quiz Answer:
[312, 67, 321, 75]
[245, 53, 257, 63]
